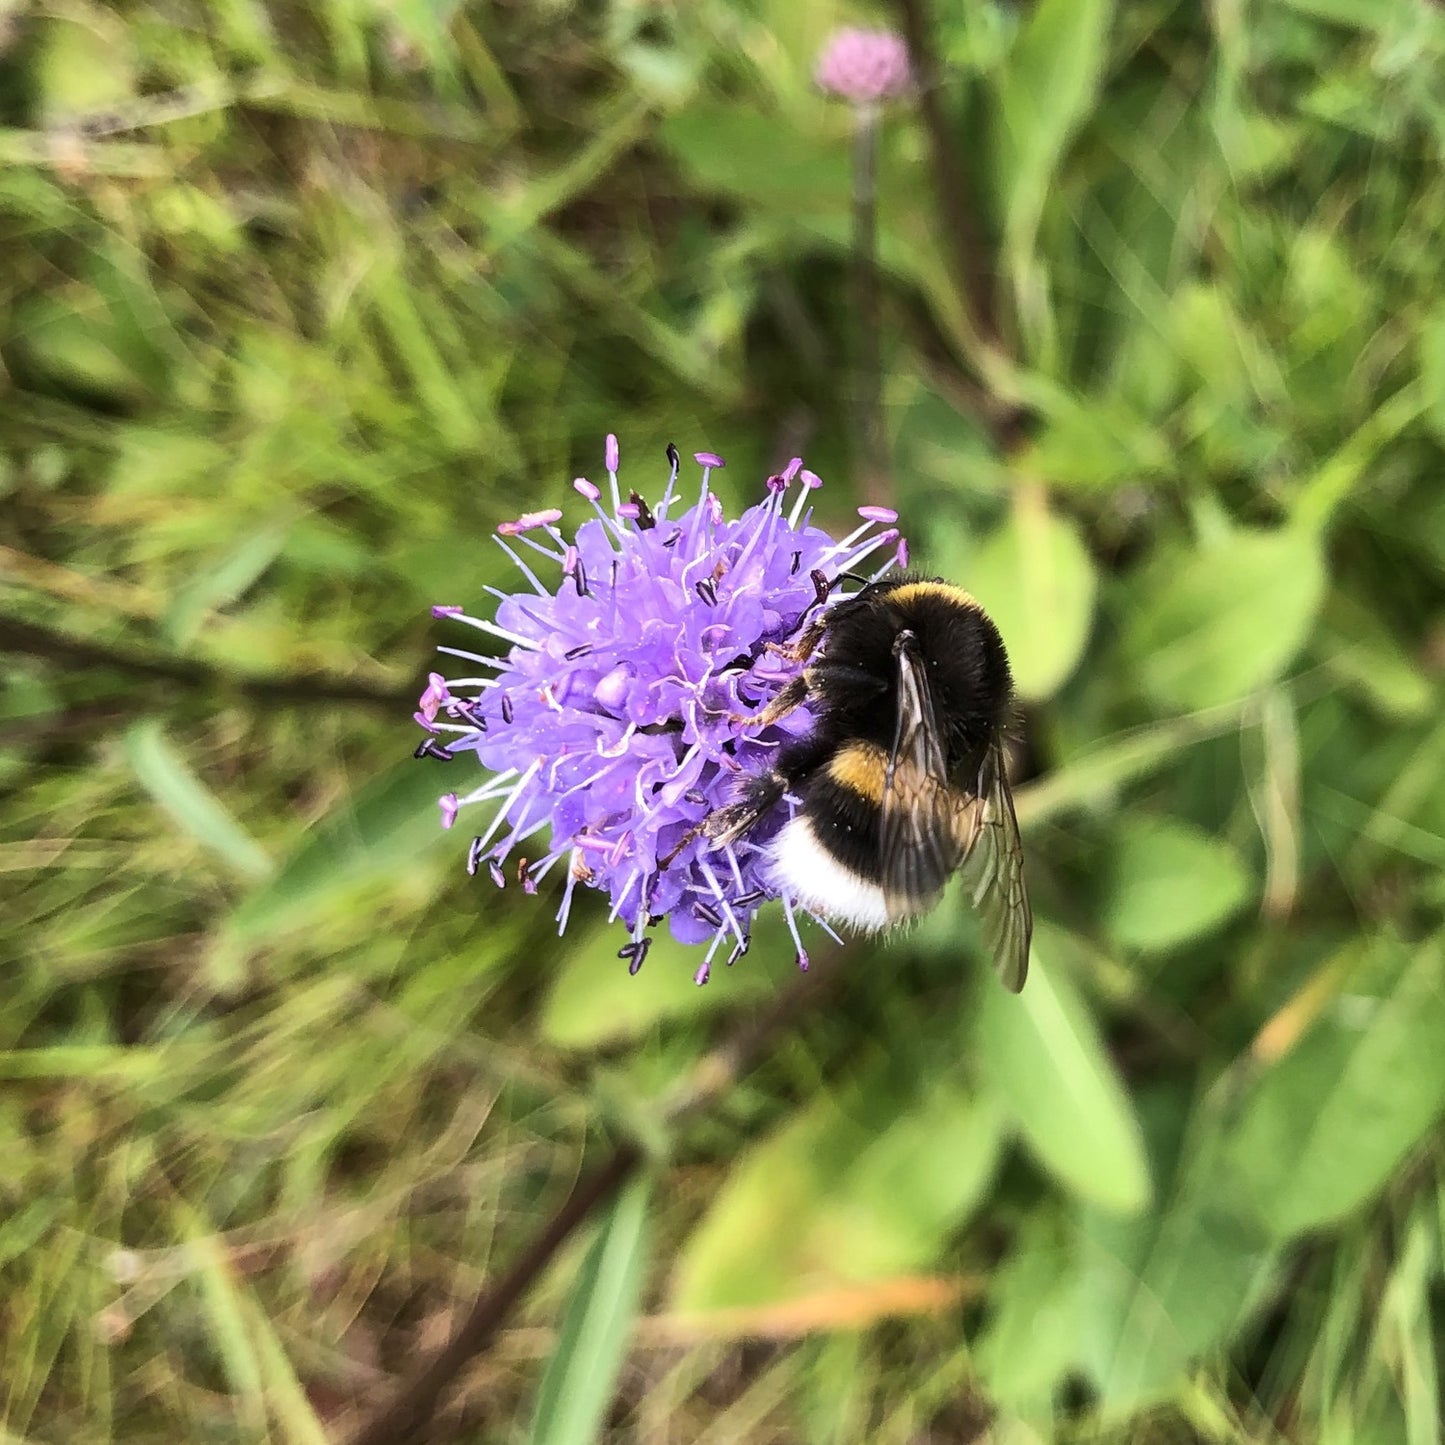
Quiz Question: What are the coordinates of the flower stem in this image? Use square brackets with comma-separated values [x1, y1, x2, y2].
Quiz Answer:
[888, 0, 1029, 454]
[851, 101, 888, 493]
[889, 0, 999, 348]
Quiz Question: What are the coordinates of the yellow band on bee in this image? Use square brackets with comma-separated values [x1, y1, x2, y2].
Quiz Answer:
[827, 742, 889, 803]
[887, 580, 981, 612]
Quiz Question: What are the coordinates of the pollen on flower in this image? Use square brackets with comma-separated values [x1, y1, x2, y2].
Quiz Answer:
[815, 27, 912, 104]
[416, 437, 910, 981]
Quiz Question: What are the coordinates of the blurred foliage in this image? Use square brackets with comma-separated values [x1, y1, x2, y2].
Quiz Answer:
[2, 0, 1443, 1441]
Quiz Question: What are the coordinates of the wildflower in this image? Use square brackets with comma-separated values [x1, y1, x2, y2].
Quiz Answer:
[418, 438, 908, 983]
[814, 27, 912, 105]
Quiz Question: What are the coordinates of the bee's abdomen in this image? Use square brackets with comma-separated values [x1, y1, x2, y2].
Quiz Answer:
[806, 743, 886, 874]
[763, 743, 892, 933]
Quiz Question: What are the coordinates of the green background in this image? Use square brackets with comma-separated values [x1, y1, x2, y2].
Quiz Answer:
[3, 1, 1443, 1441]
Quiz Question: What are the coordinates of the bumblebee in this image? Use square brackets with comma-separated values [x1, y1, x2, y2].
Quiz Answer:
[710, 573, 1031, 990]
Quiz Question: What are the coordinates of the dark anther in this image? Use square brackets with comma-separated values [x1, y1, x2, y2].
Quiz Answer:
[734, 889, 765, 907]
[488, 860, 506, 888]
[727, 936, 750, 966]
[811, 568, 831, 606]
[629, 490, 656, 530]
[564, 643, 593, 661]
[790, 551, 801, 576]
[450, 701, 486, 729]
[619, 937, 651, 975]
[695, 578, 717, 607]
[666, 442, 680, 471]
[500, 695, 514, 724]
[610, 560, 619, 589]
[684, 789, 708, 806]
[414, 739, 453, 761]
[466, 837, 486, 875]
[694, 901, 723, 928]
[575, 561, 589, 597]
[662, 528, 682, 548]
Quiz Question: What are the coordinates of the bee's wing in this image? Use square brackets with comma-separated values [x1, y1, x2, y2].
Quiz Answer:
[958, 738, 1032, 992]
[878, 640, 964, 915]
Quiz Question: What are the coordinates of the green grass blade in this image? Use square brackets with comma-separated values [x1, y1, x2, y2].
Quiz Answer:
[529, 1171, 654, 1445]
[162, 517, 293, 647]
[124, 720, 273, 880]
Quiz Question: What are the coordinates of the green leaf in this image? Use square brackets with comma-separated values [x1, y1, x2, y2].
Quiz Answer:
[658, 106, 850, 216]
[1077, 1090, 1276, 1415]
[125, 720, 272, 881]
[530, 1172, 653, 1445]
[975, 1209, 1084, 1413]
[1118, 525, 1327, 711]
[1229, 935, 1445, 1239]
[975, 924, 1150, 1213]
[672, 1058, 1003, 1311]
[966, 494, 1097, 701]
[1102, 816, 1252, 954]
[994, 0, 1116, 258]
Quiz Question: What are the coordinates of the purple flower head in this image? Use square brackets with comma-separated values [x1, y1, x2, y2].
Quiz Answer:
[815, 27, 912, 104]
[417, 440, 908, 980]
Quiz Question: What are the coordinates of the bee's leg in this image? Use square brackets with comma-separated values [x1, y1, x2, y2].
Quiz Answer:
[764, 614, 829, 666]
[703, 770, 788, 846]
[658, 820, 706, 868]
[736, 673, 811, 729]
[659, 770, 789, 867]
